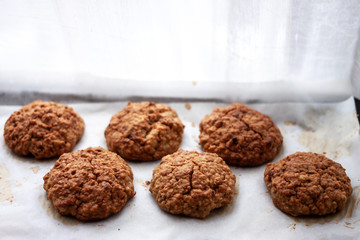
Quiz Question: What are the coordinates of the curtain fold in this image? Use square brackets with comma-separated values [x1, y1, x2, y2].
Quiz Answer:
[0, 0, 359, 100]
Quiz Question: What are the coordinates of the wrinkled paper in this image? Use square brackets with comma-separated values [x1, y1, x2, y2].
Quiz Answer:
[0, 98, 359, 240]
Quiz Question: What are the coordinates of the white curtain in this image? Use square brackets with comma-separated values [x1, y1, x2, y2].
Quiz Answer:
[0, 0, 359, 100]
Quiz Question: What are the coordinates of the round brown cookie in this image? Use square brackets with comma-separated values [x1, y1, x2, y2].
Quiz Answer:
[4, 100, 84, 159]
[199, 103, 282, 167]
[105, 102, 184, 161]
[150, 149, 236, 218]
[264, 152, 352, 216]
[43, 147, 135, 221]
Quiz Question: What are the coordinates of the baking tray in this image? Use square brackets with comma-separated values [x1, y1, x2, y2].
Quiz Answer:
[0, 98, 359, 239]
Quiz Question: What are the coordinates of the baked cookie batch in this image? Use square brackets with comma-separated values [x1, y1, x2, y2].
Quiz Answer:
[3, 100, 353, 221]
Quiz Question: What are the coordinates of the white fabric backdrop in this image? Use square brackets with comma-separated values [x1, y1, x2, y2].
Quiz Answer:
[0, 0, 359, 100]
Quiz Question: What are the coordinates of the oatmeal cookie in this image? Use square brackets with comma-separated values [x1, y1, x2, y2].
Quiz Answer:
[105, 102, 184, 161]
[150, 149, 236, 218]
[199, 103, 282, 167]
[43, 147, 135, 221]
[264, 152, 352, 216]
[4, 100, 84, 159]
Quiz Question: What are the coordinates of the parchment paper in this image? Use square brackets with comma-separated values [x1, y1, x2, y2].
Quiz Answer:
[0, 98, 359, 240]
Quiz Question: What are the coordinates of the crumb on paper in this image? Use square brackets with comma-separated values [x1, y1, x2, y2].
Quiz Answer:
[0, 164, 13, 202]
[30, 166, 41, 174]
[137, 179, 150, 189]
[192, 81, 197, 86]
[284, 121, 296, 126]
[97, 224, 104, 227]
[142, 182, 149, 189]
[191, 122, 195, 128]
[288, 223, 296, 231]
[185, 103, 191, 110]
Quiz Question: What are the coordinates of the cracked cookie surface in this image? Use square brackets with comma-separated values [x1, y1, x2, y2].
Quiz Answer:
[43, 147, 135, 221]
[199, 103, 282, 167]
[105, 102, 184, 161]
[264, 152, 352, 216]
[150, 149, 236, 218]
[4, 100, 84, 159]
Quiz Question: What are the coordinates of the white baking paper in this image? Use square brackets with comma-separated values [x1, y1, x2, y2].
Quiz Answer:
[0, 98, 359, 240]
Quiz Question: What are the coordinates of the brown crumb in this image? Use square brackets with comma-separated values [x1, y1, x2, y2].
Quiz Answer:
[192, 81, 197, 86]
[30, 166, 40, 174]
[141, 180, 150, 188]
[185, 103, 191, 110]
[288, 223, 296, 231]
[191, 122, 195, 128]
[284, 121, 296, 126]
